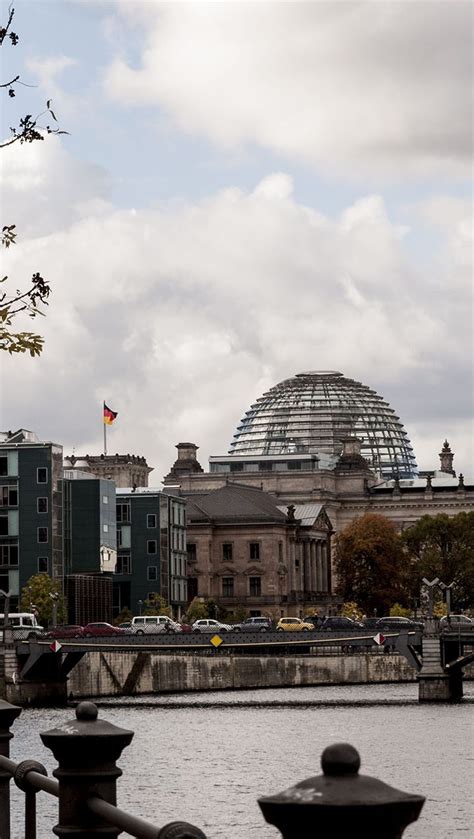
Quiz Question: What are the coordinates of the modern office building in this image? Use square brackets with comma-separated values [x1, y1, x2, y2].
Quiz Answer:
[0, 429, 63, 608]
[63, 475, 117, 576]
[114, 488, 187, 619]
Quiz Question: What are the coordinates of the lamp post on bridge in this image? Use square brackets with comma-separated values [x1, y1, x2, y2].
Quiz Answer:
[438, 581, 454, 621]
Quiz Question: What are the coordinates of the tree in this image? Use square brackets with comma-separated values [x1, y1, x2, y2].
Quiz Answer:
[114, 606, 133, 626]
[334, 513, 410, 615]
[143, 592, 171, 616]
[20, 573, 66, 626]
[403, 512, 474, 609]
[183, 597, 209, 624]
[1, 5, 67, 356]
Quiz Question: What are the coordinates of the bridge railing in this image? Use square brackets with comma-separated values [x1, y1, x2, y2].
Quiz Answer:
[0, 698, 426, 838]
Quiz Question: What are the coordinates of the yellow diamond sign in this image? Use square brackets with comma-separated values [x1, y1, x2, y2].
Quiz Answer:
[210, 634, 223, 647]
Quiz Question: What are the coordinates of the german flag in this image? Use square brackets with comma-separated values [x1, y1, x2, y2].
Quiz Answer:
[103, 403, 118, 425]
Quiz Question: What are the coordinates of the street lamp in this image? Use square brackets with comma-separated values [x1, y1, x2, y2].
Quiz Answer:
[138, 599, 143, 616]
[421, 577, 439, 618]
[438, 580, 454, 619]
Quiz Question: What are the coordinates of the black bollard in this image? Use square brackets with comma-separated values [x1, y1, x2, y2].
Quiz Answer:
[258, 742, 425, 838]
[40, 700, 134, 838]
[0, 698, 22, 839]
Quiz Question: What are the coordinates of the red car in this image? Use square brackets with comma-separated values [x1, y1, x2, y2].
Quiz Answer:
[47, 624, 84, 639]
[83, 622, 126, 637]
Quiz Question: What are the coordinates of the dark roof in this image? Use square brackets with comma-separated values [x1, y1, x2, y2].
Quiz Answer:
[186, 483, 288, 524]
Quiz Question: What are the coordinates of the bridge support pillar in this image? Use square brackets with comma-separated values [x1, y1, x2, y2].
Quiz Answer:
[418, 621, 462, 702]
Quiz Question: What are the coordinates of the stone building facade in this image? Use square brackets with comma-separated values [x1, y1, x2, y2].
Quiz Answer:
[182, 483, 333, 617]
[64, 453, 153, 488]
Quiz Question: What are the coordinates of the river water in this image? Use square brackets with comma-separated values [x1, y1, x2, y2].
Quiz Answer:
[8, 683, 474, 838]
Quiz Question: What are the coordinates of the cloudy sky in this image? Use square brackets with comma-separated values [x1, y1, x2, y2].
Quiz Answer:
[1, 0, 472, 481]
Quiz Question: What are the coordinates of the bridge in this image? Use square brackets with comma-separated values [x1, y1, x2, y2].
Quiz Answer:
[1, 623, 473, 704]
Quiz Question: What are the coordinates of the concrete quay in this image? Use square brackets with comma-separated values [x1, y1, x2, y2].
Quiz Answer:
[67, 651, 417, 699]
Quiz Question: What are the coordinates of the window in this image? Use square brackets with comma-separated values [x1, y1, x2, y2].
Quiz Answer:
[0, 544, 18, 566]
[147, 540, 157, 555]
[0, 486, 18, 506]
[222, 543, 233, 561]
[103, 495, 109, 504]
[187, 543, 197, 563]
[116, 503, 131, 523]
[278, 542, 283, 562]
[103, 524, 109, 533]
[0, 452, 18, 477]
[37, 497, 48, 513]
[37, 556, 48, 573]
[37, 467, 48, 484]
[0, 511, 18, 536]
[118, 526, 131, 549]
[0, 514, 7, 536]
[116, 555, 131, 574]
[147, 513, 157, 528]
[249, 542, 260, 561]
[147, 566, 158, 581]
[249, 576, 261, 597]
[222, 577, 234, 597]
[37, 527, 48, 543]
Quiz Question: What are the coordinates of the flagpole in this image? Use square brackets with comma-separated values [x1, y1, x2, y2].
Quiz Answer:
[103, 401, 107, 456]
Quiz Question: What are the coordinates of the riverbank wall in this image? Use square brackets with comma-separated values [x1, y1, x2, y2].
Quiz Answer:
[68, 651, 416, 698]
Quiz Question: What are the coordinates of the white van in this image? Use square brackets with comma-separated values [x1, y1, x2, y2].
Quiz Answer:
[0, 613, 44, 640]
[131, 615, 181, 635]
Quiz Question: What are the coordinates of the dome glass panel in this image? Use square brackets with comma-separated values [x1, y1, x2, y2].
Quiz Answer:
[229, 372, 417, 478]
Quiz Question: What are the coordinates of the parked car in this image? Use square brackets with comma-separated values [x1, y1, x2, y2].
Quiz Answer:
[46, 624, 84, 639]
[232, 617, 273, 633]
[375, 617, 422, 632]
[192, 619, 233, 633]
[276, 617, 314, 632]
[320, 617, 364, 631]
[439, 614, 472, 627]
[130, 615, 181, 634]
[83, 622, 126, 637]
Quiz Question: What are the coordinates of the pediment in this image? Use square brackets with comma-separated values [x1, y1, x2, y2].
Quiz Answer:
[243, 565, 266, 576]
[314, 507, 333, 533]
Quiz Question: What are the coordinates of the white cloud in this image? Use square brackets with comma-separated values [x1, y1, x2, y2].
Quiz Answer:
[103, 1, 473, 180]
[1, 141, 472, 477]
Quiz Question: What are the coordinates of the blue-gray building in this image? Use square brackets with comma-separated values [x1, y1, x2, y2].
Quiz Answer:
[0, 429, 64, 607]
[114, 488, 187, 619]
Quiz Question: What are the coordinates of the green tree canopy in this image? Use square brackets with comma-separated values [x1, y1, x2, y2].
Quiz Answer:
[334, 513, 410, 615]
[183, 597, 209, 624]
[403, 512, 474, 609]
[20, 573, 65, 626]
[143, 592, 171, 616]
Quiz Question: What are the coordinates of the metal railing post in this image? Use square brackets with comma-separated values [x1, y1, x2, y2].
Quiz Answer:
[14, 759, 48, 839]
[258, 742, 425, 838]
[0, 699, 22, 839]
[40, 701, 134, 838]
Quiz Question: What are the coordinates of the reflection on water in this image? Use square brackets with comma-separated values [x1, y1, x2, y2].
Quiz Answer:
[9, 683, 474, 838]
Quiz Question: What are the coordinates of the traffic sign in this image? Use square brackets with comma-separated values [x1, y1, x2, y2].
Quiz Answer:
[50, 640, 62, 653]
[210, 635, 223, 648]
[373, 633, 385, 646]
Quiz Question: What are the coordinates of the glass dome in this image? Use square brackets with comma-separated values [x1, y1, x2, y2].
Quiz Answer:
[229, 371, 417, 478]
